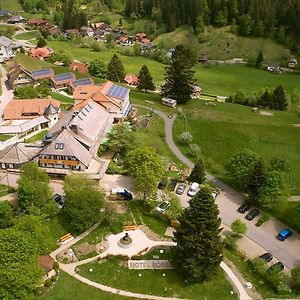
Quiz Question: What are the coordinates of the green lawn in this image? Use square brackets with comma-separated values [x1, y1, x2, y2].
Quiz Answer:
[50, 92, 74, 104]
[0, 134, 13, 142]
[14, 31, 41, 41]
[173, 100, 300, 194]
[0, 0, 21, 10]
[24, 130, 47, 143]
[39, 271, 134, 300]
[0, 184, 15, 197]
[78, 256, 237, 300]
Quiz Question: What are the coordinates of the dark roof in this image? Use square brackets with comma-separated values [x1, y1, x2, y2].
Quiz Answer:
[44, 104, 59, 115]
[7, 64, 35, 87]
[71, 77, 94, 88]
[31, 68, 54, 80]
[52, 73, 75, 84]
[0, 10, 9, 17]
[38, 255, 54, 274]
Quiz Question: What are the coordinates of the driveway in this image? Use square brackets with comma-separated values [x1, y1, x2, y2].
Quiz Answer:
[100, 174, 134, 195]
[0, 65, 13, 118]
[136, 104, 300, 270]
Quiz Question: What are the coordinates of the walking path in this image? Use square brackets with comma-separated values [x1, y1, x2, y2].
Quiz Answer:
[0, 64, 13, 117]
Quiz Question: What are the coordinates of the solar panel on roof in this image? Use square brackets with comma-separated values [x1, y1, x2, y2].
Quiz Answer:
[54, 73, 74, 82]
[31, 68, 52, 77]
[107, 84, 128, 100]
[73, 78, 92, 87]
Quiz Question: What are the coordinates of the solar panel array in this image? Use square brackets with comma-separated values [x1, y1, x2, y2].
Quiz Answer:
[72, 78, 93, 87]
[31, 68, 53, 78]
[107, 84, 128, 100]
[54, 73, 74, 82]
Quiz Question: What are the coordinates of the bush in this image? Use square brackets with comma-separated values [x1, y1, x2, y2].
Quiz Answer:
[291, 265, 300, 290]
[44, 278, 52, 287]
[255, 213, 271, 227]
[179, 131, 193, 144]
[189, 143, 201, 158]
[51, 275, 57, 282]
[223, 235, 237, 250]
[231, 219, 247, 236]
[53, 261, 59, 271]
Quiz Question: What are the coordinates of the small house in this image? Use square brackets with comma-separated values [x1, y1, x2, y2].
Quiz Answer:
[191, 85, 202, 99]
[38, 255, 56, 280]
[69, 77, 94, 92]
[0, 35, 15, 62]
[51, 72, 75, 89]
[27, 18, 47, 27]
[0, 10, 9, 18]
[267, 64, 282, 73]
[70, 61, 89, 74]
[288, 57, 298, 69]
[167, 48, 175, 58]
[7, 64, 35, 89]
[31, 68, 54, 81]
[80, 26, 94, 37]
[29, 47, 53, 60]
[135, 32, 147, 42]
[48, 26, 62, 37]
[8, 15, 24, 24]
[198, 53, 208, 63]
[162, 97, 177, 108]
[66, 29, 80, 37]
[124, 74, 138, 86]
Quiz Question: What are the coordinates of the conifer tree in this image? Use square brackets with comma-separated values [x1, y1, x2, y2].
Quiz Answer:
[188, 157, 206, 184]
[255, 50, 264, 68]
[172, 187, 223, 283]
[137, 65, 155, 92]
[247, 158, 266, 202]
[273, 85, 287, 111]
[107, 54, 125, 82]
[258, 89, 273, 108]
[161, 45, 196, 104]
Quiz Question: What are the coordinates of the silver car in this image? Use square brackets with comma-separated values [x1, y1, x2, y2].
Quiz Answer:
[176, 183, 186, 195]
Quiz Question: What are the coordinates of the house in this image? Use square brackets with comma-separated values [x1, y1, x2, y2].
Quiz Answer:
[51, 73, 75, 89]
[124, 74, 138, 86]
[80, 26, 94, 37]
[288, 57, 298, 69]
[198, 53, 208, 63]
[7, 64, 36, 89]
[29, 47, 53, 60]
[48, 26, 62, 37]
[38, 255, 56, 280]
[91, 22, 111, 31]
[162, 97, 177, 108]
[8, 15, 24, 24]
[0, 10, 9, 18]
[135, 32, 147, 42]
[267, 64, 282, 73]
[37, 100, 113, 175]
[27, 18, 47, 27]
[72, 81, 132, 120]
[167, 48, 175, 59]
[65, 29, 80, 37]
[0, 36, 15, 62]
[69, 77, 94, 92]
[31, 68, 54, 81]
[191, 85, 202, 99]
[140, 41, 155, 53]
[1, 98, 61, 139]
[70, 61, 89, 74]
[0, 143, 41, 170]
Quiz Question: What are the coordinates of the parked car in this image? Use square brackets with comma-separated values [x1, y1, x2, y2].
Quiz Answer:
[111, 188, 133, 201]
[155, 201, 170, 213]
[170, 179, 177, 191]
[211, 190, 220, 199]
[176, 183, 186, 195]
[259, 252, 273, 263]
[53, 193, 65, 209]
[158, 179, 168, 190]
[267, 262, 284, 273]
[277, 228, 293, 241]
[238, 202, 251, 213]
[187, 182, 199, 197]
[245, 208, 260, 221]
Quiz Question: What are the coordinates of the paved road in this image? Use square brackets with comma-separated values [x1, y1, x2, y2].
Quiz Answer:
[136, 105, 300, 270]
[0, 65, 13, 118]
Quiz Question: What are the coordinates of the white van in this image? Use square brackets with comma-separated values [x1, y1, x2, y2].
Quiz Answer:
[187, 182, 199, 197]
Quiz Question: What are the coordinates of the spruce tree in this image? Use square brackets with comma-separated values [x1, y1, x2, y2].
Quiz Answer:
[107, 54, 125, 82]
[188, 157, 206, 184]
[137, 65, 155, 92]
[258, 89, 273, 108]
[273, 85, 287, 111]
[255, 50, 264, 68]
[172, 187, 223, 283]
[247, 158, 266, 202]
[161, 45, 196, 104]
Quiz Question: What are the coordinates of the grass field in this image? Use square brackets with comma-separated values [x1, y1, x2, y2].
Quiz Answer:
[78, 256, 237, 300]
[40, 271, 134, 300]
[173, 100, 300, 194]
[154, 26, 292, 63]
[0, 134, 12, 142]
[14, 31, 41, 40]
[24, 130, 47, 143]
[0, 0, 22, 11]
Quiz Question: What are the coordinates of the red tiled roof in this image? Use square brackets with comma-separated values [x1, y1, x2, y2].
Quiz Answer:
[70, 62, 89, 74]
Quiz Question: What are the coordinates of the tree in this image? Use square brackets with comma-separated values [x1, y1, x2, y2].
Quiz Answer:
[137, 65, 155, 92]
[64, 174, 105, 233]
[256, 170, 290, 209]
[291, 265, 300, 290]
[231, 219, 247, 236]
[126, 146, 165, 198]
[269, 157, 291, 174]
[247, 158, 266, 202]
[189, 143, 201, 158]
[0, 201, 14, 229]
[255, 50, 264, 68]
[273, 85, 288, 111]
[88, 59, 107, 78]
[48, 51, 71, 67]
[37, 36, 47, 48]
[188, 157, 205, 183]
[17, 162, 54, 215]
[107, 54, 125, 82]
[0, 228, 43, 299]
[161, 45, 196, 104]
[172, 187, 223, 282]
[258, 89, 273, 108]
[14, 85, 38, 99]
[179, 131, 193, 144]
[226, 149, 258, 189]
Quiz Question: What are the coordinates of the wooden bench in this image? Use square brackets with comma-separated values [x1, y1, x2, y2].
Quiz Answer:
[59, 233, 72, 242]
[124, 225, 137, 231]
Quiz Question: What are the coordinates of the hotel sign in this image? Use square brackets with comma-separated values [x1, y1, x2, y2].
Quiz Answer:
[128, 260, 174, 270]
[39, 158, 80, 166]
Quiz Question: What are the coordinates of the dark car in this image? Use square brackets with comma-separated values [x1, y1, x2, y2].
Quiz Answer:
[238, 202, 251, 213]
[245, 208, 260, 221]
[268, 262, 284, 273]
[53, 193, 65, 208]
[277, 228, 293, 241]
[158, 179, 168, 190]
[259, 252, 273, 263]
[176, 183, 186, 195]
[170, 179, 177, 191]
[116, 189, 133, 201]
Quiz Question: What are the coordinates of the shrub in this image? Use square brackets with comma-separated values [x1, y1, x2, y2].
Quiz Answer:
[223, 235, 237, 250]
[51, 275, 57, 282]
[53, 261, 59, 271]
[189, 143, 201, 157]
[179, 131, 193, 144]
[255, 213, 271, 227]
[231, 219, 247, 236]
[44, 278, 52, 287]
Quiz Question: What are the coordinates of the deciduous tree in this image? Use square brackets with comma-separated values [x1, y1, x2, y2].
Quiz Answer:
[231, 219, 247, 236]
[88, 59, 107, 78]
[0, 201, 14, 229]
[172, 187, 223, 282]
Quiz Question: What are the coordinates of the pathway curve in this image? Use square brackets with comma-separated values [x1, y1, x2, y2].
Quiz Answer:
[135, 104, 300, 270]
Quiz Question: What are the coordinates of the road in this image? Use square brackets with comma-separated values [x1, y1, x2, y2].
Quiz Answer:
[136, 104, 300, 270]
[0, 64, 13, 118]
